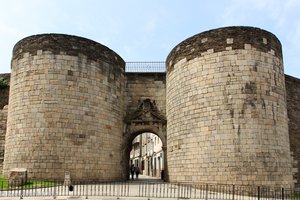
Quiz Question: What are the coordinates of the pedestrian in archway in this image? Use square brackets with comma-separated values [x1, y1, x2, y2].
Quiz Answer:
[130, 164, 135, 180]
[135, 165, 140, 179]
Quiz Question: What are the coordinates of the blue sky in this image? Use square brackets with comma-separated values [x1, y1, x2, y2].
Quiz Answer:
[0, 0, 299, 78]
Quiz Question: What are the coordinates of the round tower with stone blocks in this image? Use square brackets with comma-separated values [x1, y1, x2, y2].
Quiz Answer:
[166, 26, 294, 187]
[4, 34, 125, 180]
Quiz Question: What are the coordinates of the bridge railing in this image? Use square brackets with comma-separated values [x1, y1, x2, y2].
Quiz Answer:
[125, 62, 166, 73]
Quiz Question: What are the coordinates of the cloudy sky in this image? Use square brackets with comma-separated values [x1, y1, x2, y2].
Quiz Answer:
[0, 0, 299, 78]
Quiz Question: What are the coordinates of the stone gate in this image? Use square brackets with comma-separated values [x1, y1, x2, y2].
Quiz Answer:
[1, 26, 300, 188]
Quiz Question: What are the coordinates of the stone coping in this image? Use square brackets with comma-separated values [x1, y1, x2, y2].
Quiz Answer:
[166, 26, 282, 73]
[12, 33, 125, 69]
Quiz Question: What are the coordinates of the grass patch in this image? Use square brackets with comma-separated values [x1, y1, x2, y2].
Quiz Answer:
[0, 176, 57, 189]
[24, 180, 57, 188]
[0, 177, 8, 189]
[292, 192, 300, 199]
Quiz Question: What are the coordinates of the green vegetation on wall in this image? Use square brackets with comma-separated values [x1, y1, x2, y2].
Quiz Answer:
[0, 77, 8, 89]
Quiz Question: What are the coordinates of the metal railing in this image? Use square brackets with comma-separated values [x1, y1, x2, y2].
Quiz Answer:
[0, 180, 299, 199]
[125, 62, 166, 73]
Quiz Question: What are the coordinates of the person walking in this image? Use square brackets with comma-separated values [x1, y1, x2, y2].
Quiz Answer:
[130, 164, 135, 180]
[135, 165, 140, 179]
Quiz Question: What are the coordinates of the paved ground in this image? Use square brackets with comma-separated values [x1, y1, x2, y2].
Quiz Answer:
[0, 175, 180, 200]
[0, 197, 181, 200]
[127, 174, 163, 182]
[1, 197, 180, 200]
[0, 175, 267, 200]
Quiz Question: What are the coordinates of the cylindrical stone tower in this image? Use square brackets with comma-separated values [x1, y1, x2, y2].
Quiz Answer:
[166, 26, 294, 187]
[4, 34, 125, 180]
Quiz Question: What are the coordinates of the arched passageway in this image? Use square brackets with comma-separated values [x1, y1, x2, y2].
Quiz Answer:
[130, 132, 164, 178]
[121, 99, 167, 181]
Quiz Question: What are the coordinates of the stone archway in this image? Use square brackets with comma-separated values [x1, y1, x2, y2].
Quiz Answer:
[121, 99, 167, 180]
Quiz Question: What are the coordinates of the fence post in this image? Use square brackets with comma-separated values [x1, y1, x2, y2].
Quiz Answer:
[281, 188, 284, 200]
[147, 182, 150, 200]
[53, 181, 56, 199]
[85, 184, 88, 199]
[19, 180, 24, 200]
[177, 183, 180, 200]
[232, 185, 235, 200]
[117, 182, 120, 199]
[205, 184, 208, 200]
[257, 186, 260, 200]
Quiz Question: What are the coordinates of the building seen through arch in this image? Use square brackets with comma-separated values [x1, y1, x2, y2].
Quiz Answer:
[130, 133, 164, 178]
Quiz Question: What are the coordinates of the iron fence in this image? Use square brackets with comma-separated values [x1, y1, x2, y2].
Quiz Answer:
[125, 62, 166, 73]
[0, 180, 299, 199]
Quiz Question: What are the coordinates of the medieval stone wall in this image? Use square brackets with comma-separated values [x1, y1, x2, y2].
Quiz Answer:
[0, 74, 10, 173]
[1, 71, 300, 185]
[125, 73, 166, 117]
[123, 73, 167, 179]
[286, 75, 300, 187]
[0, 106, 8, 172]
[0, 26, 299, 186]
[166, 26, 294, 187]
[0, 73, 10, 109]
[3, 34, 125, 181]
